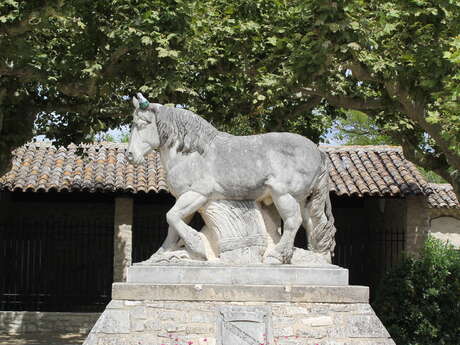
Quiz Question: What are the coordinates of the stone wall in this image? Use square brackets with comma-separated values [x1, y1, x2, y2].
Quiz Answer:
[404, 197, 460, 253]
[85, 299, 393, 345]
[405, 195, 431, 256]
[428, 208, 460, 249]
[113, 197, 133, 282]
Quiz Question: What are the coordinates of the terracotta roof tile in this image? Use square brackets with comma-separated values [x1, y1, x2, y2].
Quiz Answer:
[0, 142, 430, 197]
[427, 183, 459, 209]
[321, 145, 428, 197]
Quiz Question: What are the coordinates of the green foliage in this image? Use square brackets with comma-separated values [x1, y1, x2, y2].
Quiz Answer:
[331, 110, 397, 146]
[0, 0, 333, 167]
[0, 0, 459, 196]
[331, 110, 447, 182]
[373, 237, 460, 345]
[95, 129, 130, 143]
[418, 167, 447, 183]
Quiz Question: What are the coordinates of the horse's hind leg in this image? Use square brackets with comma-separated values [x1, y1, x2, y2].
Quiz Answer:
[264, 193, 302, 264]
[302, 199, 317, 251]
[166, 191, 208, 259]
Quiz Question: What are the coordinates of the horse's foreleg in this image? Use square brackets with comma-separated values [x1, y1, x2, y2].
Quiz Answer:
[158, 227, 179, 253]
[166, 191, 208, 259]
[264, 193, 302, 264]
[158, 213, 194, 253]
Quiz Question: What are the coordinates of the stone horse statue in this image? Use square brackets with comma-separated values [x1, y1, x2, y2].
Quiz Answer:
[127, 93, 336, 264]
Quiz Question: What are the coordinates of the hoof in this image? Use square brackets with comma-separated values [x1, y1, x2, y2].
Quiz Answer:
[263, 250, 283, 264]
[264, 256, 282, 264]
[140, 249, 192, 264]
[186, 232, 208, 260]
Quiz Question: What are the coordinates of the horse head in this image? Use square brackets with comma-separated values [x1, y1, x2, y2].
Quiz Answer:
[127, 93, 161, 165]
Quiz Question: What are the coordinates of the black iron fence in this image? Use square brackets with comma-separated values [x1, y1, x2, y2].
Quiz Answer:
[333, 224, 405, 299]
[0, 216, 114, 312]
[0, 193, 406, 311]
[132, 201, 204, 263]
[132, 203, 170, 263]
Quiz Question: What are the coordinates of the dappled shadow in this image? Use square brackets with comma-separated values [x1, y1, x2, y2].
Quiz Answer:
[0, 311, 100, 345]
[0, 332, 87, 345]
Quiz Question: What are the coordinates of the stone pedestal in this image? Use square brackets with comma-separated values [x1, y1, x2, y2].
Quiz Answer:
[84, 265, 395, 345]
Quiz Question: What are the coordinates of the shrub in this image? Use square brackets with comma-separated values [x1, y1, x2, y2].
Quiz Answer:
[373, 237, 460, 345]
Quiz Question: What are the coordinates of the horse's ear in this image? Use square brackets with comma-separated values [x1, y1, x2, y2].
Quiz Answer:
[132, 96, 139, 109]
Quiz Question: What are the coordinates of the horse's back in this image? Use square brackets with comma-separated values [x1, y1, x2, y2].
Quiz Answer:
[260, 133, 323, 195]
[208, 132, 323, 199]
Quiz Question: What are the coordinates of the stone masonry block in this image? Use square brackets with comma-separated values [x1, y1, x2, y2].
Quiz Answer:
[91, 310, 130, 334]
[189, 312, 215, 323]
[301, 315, 333, 327]
[84, 281, 395, 345]
[331, 314, 390, 338]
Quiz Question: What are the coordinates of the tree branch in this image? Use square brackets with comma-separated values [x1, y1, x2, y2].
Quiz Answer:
[40, 102, 93, 114]
[0, 3, 60, 37]
[0, 88, 5, 134]
[292, 95, 322, 115]
[339, 127, 373, 136]
[397, 135, 450, 181]
[398, 135, 460, 200]
[58, 47, 130, 98]
[385, 81, 460, 168]
[345, 61, 379, 83]
[102, 47, 130, 76]
[301, 88, 386, 110]
[0, 65, 48, 81]
[271, 96, 322, 131]
[57, 79, 98, 98]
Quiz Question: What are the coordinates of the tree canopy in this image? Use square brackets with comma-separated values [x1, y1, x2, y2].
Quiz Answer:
[330, 110, 447, 183]
[1, 0, 459, 196]
[330, 110, 397, 146]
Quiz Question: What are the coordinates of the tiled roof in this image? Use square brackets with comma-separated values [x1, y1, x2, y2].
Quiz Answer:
[0, 142, 429, 197]
[426, 183, 459, 209]
[321, 145, 429, 197]
[0, 142, 167, 194]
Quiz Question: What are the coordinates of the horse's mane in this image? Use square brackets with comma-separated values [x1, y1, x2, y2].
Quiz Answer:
[155, 106, 219, 154]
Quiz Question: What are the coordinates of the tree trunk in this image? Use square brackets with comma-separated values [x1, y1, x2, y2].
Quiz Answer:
[0, 94, 37, 176]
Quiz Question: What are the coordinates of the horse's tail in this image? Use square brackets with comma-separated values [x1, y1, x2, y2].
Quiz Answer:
[302, 151, 336, 262]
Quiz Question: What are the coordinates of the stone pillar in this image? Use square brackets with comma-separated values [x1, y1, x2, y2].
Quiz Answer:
[405, 195, 430, 256]
[113, 197, 133, 282]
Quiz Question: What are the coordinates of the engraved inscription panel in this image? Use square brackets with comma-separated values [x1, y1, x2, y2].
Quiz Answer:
[217, 306, 273, 345]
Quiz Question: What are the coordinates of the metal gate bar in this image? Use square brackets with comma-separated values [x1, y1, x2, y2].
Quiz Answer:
[0, 216, 114, 312]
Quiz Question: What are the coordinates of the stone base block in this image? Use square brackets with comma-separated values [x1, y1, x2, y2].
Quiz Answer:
[113, 283, 369, 303]
[84, 283, 395, 345]
[127, 264, 349, 286]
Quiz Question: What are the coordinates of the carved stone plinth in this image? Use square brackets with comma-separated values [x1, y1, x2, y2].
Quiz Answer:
[83, 266, 396, 345]
[127, 264, 348, 286]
